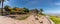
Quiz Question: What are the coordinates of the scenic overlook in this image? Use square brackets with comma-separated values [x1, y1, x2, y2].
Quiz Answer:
[0, 0, 60, 24]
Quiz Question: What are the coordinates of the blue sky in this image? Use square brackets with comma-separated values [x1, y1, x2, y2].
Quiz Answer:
[0, 0, 60, 14]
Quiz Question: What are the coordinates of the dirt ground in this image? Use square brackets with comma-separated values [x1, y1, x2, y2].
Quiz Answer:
[0, 15, 54, 24]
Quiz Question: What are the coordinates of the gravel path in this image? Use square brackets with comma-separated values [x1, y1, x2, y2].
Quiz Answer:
[38, 16, 51, 24]
[0, 15, 54, 24]
[0, 16, 15, 24]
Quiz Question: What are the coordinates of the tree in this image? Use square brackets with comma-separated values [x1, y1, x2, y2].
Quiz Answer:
[4, 5, 11, 15]
[34, 9, 38, 14]
[13, 7, 18, 10]
[40, 8, 43, 15]
[0, 0, 9, 16]
[4, 5, 10, 11]
[23, 7, 29, 13]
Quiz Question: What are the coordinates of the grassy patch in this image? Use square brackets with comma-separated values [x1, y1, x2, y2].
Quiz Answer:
[50, 16, 60, 24]
[37, 14, 46, 17]
[17, 16, 29, 20]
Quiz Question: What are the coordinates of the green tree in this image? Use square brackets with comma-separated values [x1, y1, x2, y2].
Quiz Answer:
[40, 8, 43, 15]
[0, 0, 9, 16]
[23, 7, 29, 13]
[4, 5, 10, 15]
[4, 5, 10, 11]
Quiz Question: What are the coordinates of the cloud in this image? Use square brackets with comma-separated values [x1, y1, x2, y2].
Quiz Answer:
[4, 0, 11, 6]
[54, 3, 60, 5]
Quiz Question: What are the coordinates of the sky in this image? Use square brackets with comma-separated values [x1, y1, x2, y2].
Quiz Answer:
[0, 0, 60, 14]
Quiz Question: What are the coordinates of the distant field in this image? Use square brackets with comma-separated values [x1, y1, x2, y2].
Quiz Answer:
[50, 16, 60, 24]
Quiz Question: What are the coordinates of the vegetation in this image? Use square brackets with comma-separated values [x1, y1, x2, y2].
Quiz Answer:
[2, 5, 45, 15]
[17, 16, 29, 20]
[40, 8, 43, 15]
[50, 16, 60, 24]
[34, 9, 39, 14]
[13, 7, 18, 10]
[3, 5, 30, 14]
[4, 5, 11, 11]
[0, 0, 9, 16]
[23, 7, 29, 13]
